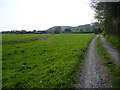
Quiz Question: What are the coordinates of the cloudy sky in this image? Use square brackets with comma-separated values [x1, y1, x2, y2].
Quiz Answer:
[0, 0, 95, 31]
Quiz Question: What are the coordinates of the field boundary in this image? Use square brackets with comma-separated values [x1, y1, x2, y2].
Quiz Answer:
[3, 34, 53, 44]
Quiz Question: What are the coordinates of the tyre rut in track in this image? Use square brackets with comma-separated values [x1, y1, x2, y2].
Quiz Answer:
[100, 35, 120, 67]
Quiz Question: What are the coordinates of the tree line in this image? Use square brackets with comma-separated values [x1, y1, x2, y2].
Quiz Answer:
[91, 1, 120, 36]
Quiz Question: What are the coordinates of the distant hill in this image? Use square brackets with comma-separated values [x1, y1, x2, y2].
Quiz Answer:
[46, 23, 96, 34]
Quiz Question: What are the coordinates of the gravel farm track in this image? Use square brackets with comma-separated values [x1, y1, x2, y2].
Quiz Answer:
[100, 35, 120, 67]
[76, 35, 113, 88]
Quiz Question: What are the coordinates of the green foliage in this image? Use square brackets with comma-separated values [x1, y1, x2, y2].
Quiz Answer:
[2, 34, 95, 88]
[91, 2, 120, 35]
[80, 28, 83, 32]
[97, 36, 120, 88]
[47, 26, 62, 34]
[93, 27, 102, 34]
[65, 29, 71, 33]
[102, 31, 106, 37]
[54, 27, 61, 34]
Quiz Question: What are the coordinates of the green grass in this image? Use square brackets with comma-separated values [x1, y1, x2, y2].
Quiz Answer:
[2, 34, 95, 88]
[2, 34, 51, 44]
[97, 36, 120, 88]
[104, 35, 120, 51]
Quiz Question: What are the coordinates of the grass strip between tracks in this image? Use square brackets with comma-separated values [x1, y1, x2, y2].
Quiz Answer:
[97, 36, 120, 88]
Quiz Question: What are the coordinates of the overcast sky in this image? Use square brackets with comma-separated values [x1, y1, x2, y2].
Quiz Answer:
[0, 0, 95, 31]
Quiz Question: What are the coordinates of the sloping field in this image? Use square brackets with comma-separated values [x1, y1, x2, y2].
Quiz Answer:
[2, 34, 95, 88]
[2, 34, 52, 44]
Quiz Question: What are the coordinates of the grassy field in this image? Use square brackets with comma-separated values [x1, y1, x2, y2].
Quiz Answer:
[97, 36, 120, 88]
[2, 34, 51, 44]
[2, 34, 95, 88]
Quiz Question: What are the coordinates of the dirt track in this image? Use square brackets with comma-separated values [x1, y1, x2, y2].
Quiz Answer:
[76, 35, 112, 88]
[100, 35, 120, 67]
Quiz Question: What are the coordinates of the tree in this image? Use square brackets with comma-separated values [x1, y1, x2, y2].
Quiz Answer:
[33, 30, 36, 33]
[80, 28, 83, 32]
[54, 26, 62, 34]
[65, 28, 71, 33]
[91, 1, 120, 36]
